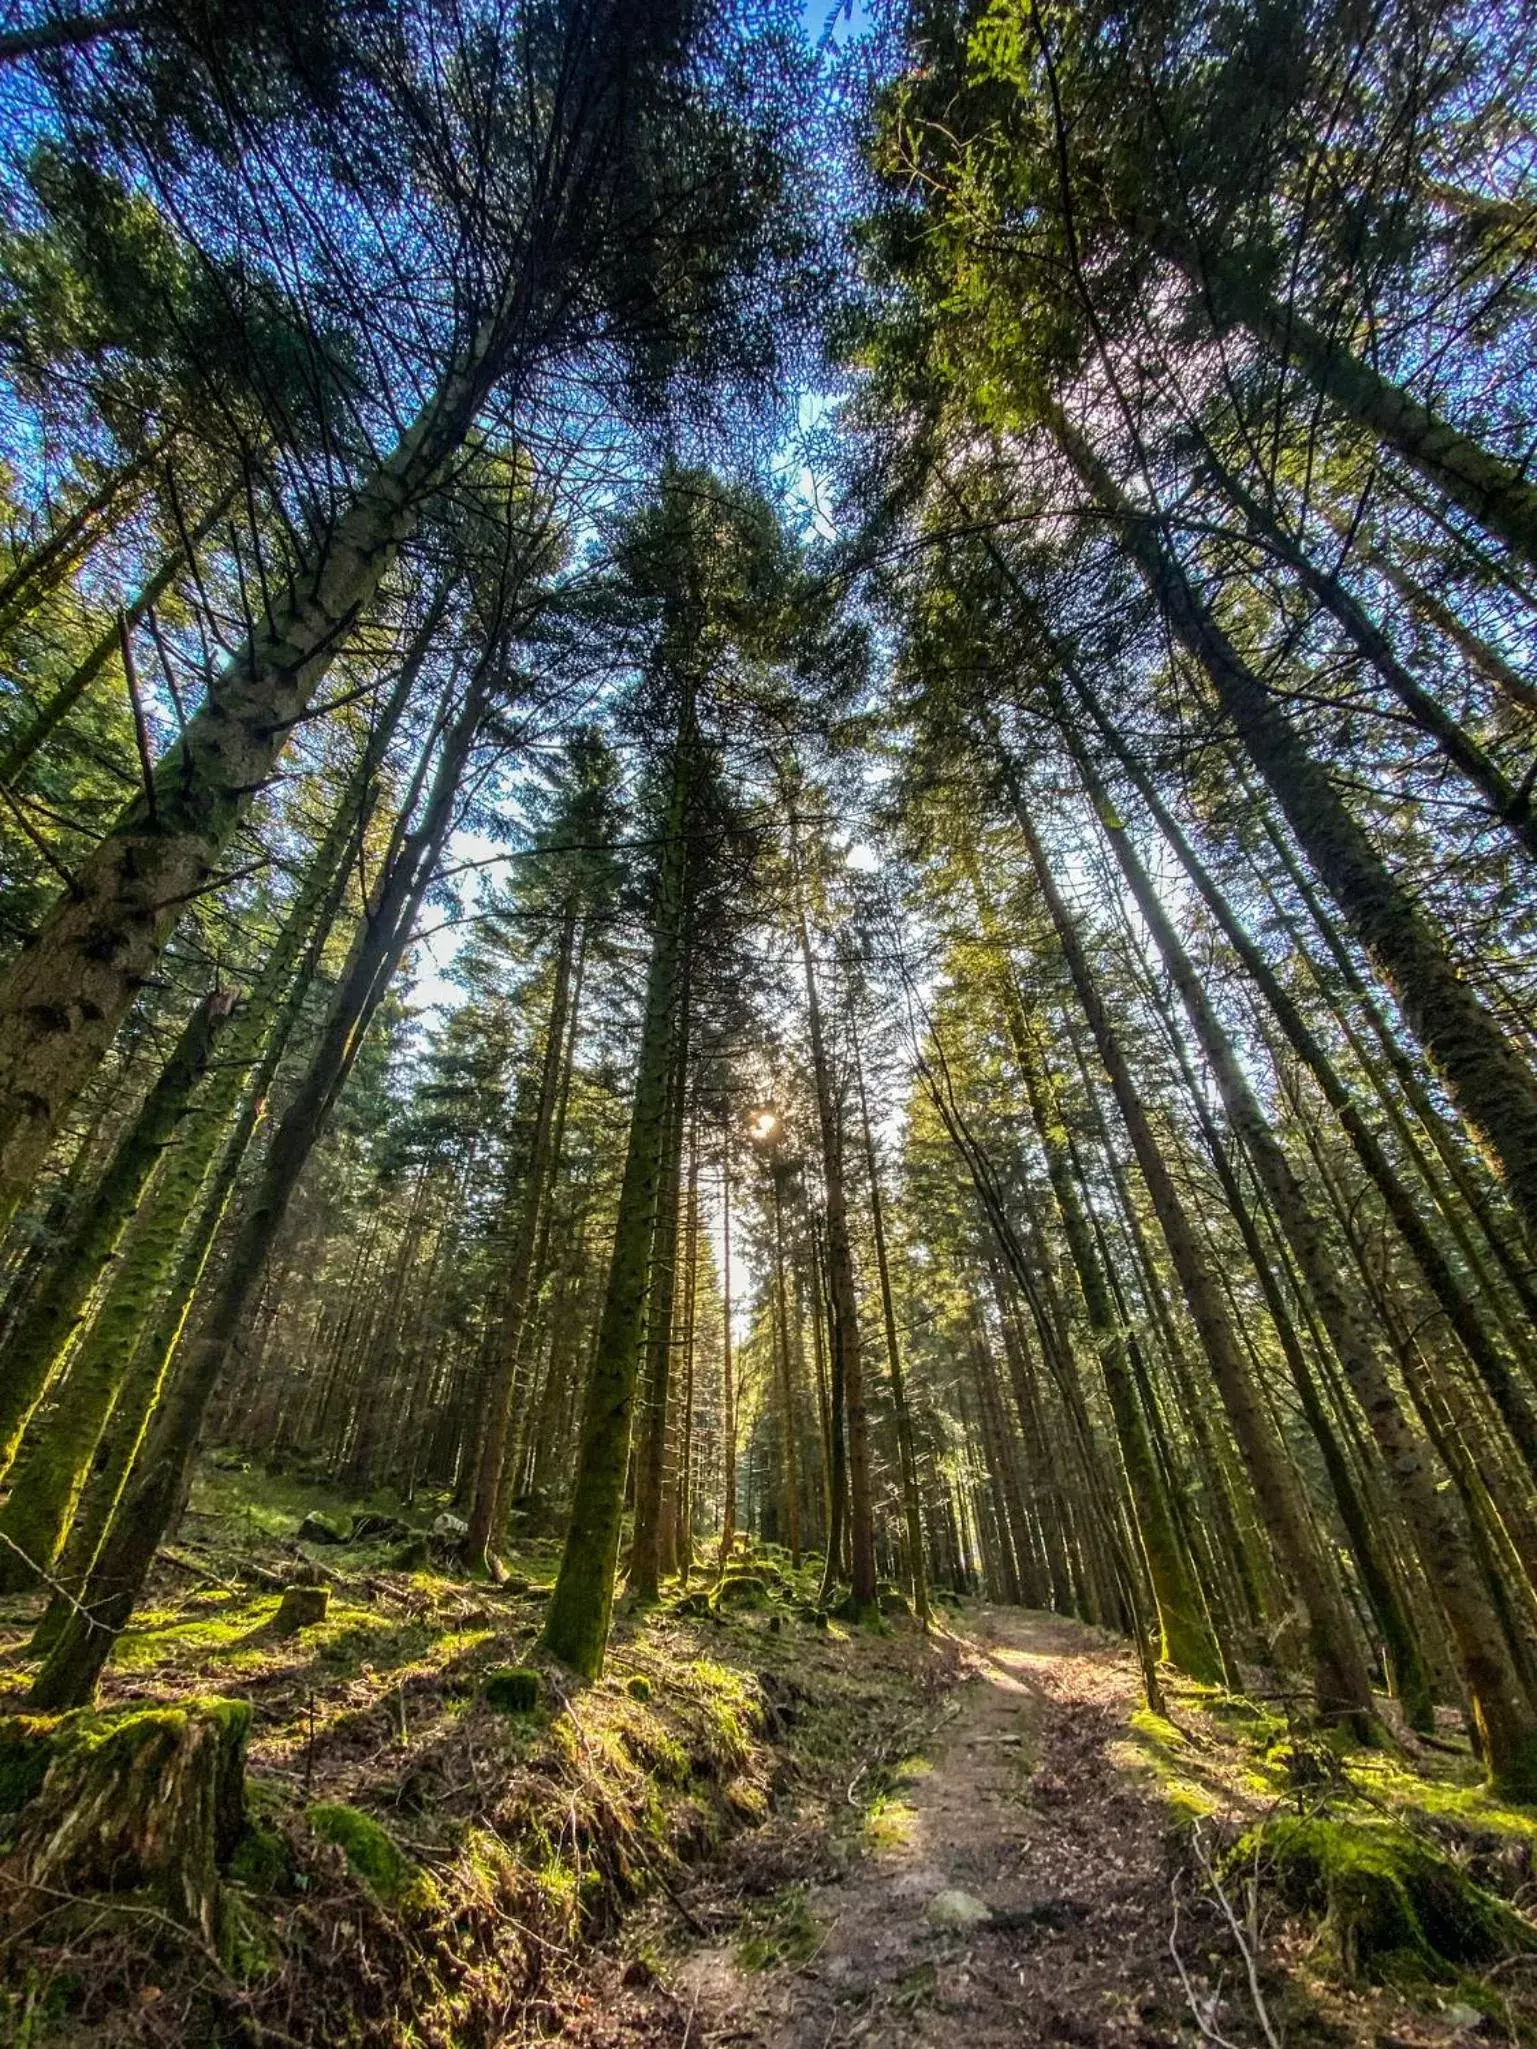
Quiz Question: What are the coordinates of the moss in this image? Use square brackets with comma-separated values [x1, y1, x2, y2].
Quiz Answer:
[0, 1715, 64, 1817]
[482, 1666, 541, 1714]
[863, 1791, 917, 1850]
[734, 1884, 820, 1971]
[723, 1774, 770, 1822]
[830, 1590, 882, 1626]
[1243, 1813, 1537, 1984]
[55, 1695, 253, 1763]
[228, 1820, 293, 1893]
[1258, 1734, 1348, 1792]
[307, 1803, 431, 1912]
[1130, 1706, 1186, 1751]
[1113, 1706, 1219, 1820]
[626, 1674, 653, 1701]
[717, 1572, 771, 1609]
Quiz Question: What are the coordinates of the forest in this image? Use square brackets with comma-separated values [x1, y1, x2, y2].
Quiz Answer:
[3, 0, 1537, 2041]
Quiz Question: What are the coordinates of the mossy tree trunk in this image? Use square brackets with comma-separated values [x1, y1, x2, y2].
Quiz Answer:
[27, 679, 488, 1711]
[542, 709, 694, 1675]
[717, 1119, 737, 1569]
[671, 1136, 699, 1580]
[628, 956, 692, 1603]
[0, 988, 237, 1483]
[0, 630, 420, 1595]
[0, 326, 520, 1237]
[0, 1698, 251, 1953]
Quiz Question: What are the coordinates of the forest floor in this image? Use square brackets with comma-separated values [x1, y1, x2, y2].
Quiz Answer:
[2, 1463, 1537, 2046]
[641, 1607, 1528, 2049]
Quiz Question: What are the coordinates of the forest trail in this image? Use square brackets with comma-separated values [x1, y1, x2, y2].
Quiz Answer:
[670, 1609, 1195, 2049]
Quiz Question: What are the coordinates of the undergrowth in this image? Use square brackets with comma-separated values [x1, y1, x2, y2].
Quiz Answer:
[1117, 1672, 1537, 2039]
[0, 1459, 956, 2046]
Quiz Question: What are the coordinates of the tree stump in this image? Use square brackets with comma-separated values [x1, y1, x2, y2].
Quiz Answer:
[0, 1698, 251, 1953]
[270, 1583, 329, 1635]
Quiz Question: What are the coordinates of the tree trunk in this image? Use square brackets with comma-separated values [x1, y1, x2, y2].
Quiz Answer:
[1053, 406, 1537, 1245]
[1075, 674, 1537, 1453]
[1068, 718, 1537, 1779]
[26, 678, 487, 1710]
[718, 1121, 737, 1568]
[0, 487, 238, 789]
[1205, 450, 1537, 859]
[813, 1213, 849, 1604]
[542, 709, 693, 1675]
[0, 1697, 250, 1954]
[0, 988, 236, 1480]
[851, 1010, 928, 1627]
[628, 975, 691, 1602]
[963, 849, 1217, 1678]
[466, 899, 580, 1574]
[1001, 755, 1376, 1728]
[1343, 527, 1537, 719]
[769, 1161, 802, 1568]
[1185, 249, 1537, 572]
[794, 838, 876, 1611]
[0, 345, 503, 1230]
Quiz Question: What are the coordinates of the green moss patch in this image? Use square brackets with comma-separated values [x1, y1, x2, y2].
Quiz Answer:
[228, 1819, 293, 1893]
[307, 1803, 432, 1912]
[716, 1572, 772, 1610]
[1240, 1813, 1537, 1984]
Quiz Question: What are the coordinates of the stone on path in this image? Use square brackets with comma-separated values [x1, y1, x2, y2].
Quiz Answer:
[924, 1887, 993, 1930]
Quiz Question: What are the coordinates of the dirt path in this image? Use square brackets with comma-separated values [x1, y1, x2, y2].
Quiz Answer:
[669, 1608, 1211, 2049]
